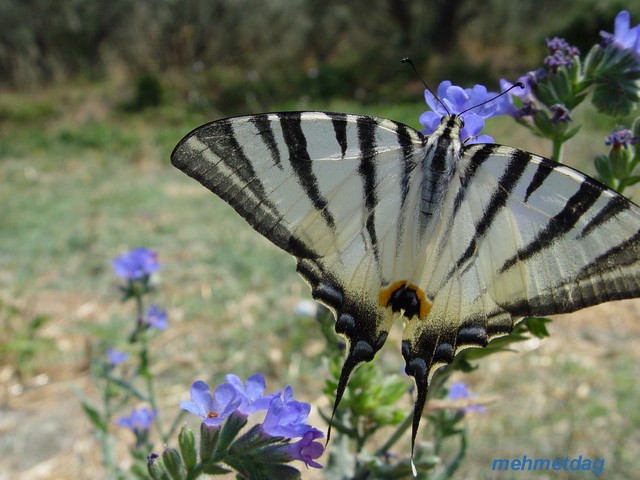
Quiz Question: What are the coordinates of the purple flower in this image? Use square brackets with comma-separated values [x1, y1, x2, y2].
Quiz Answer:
[287, 428, 324, 469]
[601, 10, 640, 58]
[146, 304, 168, 330]
[147, 453, 159, 466]
[180, 380, 242, 427]
[261, 386, 313, 438]
[112, 247, 159, 281]
[550, 104, 571, 124]
[225, 373, 279, 415]
[419, 80, 500, 143]
[605, 128, 639, 149]
[498, 73, 539, 118]
[106, 347, 129, 366]
[116, 407, 157, 432]
[448, 382, 485, 414]
[543, 37, 580, 73]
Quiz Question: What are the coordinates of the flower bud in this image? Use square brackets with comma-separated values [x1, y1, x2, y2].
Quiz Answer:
[178, 425, 197, 470]
[162, 447, 186, 479]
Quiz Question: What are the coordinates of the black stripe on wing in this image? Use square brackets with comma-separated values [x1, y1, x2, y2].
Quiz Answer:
[580, 194, 630, 238]
[524, 160, 554, 202]
[395, 122, 416, 210]
[171, 117, 320, 259]
[329, 112, 349, 158]
[442, 148, 531, 285]
[356, 116, 381, 263]
[452, 144, 496, 217]
[393, 121, 421, 241]
[499, 179, 602, 273]
[279, 112, 338, 230]
[250, 114, 284, 170]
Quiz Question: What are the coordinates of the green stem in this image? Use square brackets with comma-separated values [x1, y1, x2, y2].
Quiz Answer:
[552, 136, 564, 163]
[376, 411, 413, 455]
[100, 368, 117, 475]
[134, 293, 169, 444]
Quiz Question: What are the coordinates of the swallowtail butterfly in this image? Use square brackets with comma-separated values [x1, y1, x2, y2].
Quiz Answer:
[172, 109, 640, 460]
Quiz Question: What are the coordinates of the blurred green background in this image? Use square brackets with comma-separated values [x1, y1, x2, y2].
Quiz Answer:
[1, 0, 639, 478]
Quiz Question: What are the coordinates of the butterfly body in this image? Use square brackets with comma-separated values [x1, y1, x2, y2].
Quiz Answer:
[172, 111, 640, 454]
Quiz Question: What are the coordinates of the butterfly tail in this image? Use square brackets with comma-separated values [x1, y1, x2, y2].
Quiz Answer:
[326, 336, 382, 444]
[325, 351, 359, 445]
[409, 370, 429, 476]
[402, 333, 440, 476]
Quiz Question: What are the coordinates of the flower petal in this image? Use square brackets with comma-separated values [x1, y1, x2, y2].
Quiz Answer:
[190, 380, 215, 415]
[245, 373, 267, 399]
[419, 111, 441, 134]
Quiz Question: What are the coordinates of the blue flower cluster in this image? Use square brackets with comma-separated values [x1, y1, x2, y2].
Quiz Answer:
[117, 406, 158, 433]
[420, 10, 640, 151]
[112, 247, 159, 281]
[420, 80, 500, 143]
[180, 374, 324, 469]
[605, 129, 639, 149]
[447, 382, 486, 414]
[544, 37, 580, 72]
[111, 247, 169, 332]
[600, 10, 640, 58]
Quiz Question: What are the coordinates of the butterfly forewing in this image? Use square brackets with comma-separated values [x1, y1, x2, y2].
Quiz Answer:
[172, 111, 640, 459]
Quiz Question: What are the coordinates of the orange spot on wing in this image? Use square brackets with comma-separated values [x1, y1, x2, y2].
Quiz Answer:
[379, 280, 407, 308]
[414, 286, 431, 319]
[379, 281, 432, 320]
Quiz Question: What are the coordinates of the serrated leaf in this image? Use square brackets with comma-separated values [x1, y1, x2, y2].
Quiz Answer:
[587, 45, 640, 116]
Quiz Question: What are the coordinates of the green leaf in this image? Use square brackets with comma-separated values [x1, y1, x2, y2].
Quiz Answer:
[561, 124, 581, 142]
[586, 44, 640, 116]
[225, 431, 302, 480]
[201, 462, 232, 475]
[81, 402, 107, 432]
[217, 412, 248, 452]
[520, 316, 551, 338]
[595, 154, 615, 188]
[620, 175, 640, 189]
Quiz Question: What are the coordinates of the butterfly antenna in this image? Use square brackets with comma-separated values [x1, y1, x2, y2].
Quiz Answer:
[401, 57, 450, 115]
[459, 81, 525, 116]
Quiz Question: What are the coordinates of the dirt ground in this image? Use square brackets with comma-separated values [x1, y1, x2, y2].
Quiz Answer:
[1, 293, 639, 479]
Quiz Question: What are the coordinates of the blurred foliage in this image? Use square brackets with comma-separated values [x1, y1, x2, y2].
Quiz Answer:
[0, 298, 54, 379]
[124, 73, 165, 111]
[0, 0, 638, 115]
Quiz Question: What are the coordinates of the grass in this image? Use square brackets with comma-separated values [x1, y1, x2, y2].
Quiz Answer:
[1, 80, 639, 479]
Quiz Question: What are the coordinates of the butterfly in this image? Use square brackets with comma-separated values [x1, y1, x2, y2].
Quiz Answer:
[171, 109, 640, 461]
